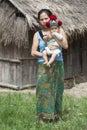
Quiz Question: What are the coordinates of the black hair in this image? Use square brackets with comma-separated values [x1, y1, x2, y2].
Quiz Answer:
[38, 9, 52, 20]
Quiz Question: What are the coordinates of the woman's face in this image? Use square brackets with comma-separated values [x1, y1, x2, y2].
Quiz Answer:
[39, 12, 50, 28]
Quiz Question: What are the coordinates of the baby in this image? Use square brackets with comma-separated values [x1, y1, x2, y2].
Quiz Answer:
[42, 15, 63, 67]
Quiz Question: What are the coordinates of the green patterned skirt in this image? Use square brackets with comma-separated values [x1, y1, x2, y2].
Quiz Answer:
[36, 61, 64, 119]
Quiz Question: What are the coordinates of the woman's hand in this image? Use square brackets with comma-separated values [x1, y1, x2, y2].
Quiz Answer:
[43, 35, 49, 42]
[43, 33, 52, 42]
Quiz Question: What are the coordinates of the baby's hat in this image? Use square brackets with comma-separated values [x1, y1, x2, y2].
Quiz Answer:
[50, 20, 58, 27]
[46, 14, 62, 28]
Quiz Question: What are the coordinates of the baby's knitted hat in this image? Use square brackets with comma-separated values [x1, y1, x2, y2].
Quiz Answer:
[50, 20, 58, 27]
[46, 14, 62, 28]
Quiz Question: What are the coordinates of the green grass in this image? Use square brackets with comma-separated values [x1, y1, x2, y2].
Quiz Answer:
[0, 92, 87, 130]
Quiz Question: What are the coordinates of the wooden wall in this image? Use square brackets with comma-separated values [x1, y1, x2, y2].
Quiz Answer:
[0, 44, 37, 89]
[81, 36, 87, 73]
[0, 34, 87, 89]
[63, 34, 87, 80]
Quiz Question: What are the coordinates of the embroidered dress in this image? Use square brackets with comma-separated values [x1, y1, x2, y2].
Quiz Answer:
[36, 31, 64, 119]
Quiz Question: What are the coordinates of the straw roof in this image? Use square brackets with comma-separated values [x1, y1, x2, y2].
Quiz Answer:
[8, 0, 87, 31]
[0, 0, 87, 46]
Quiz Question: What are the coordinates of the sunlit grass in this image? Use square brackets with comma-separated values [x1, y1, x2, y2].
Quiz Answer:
[0, 92, 87, 130]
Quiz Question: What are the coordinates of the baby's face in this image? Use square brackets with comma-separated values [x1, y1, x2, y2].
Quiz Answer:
[50, 26, 59, 33]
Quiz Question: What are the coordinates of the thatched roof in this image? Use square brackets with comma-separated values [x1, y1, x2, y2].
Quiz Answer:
[8, 0, 87, 31]
[0, 0, 87, 46]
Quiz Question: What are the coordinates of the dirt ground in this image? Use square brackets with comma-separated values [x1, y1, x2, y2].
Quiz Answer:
[0, 82, 87, 98]
[64, 82, 87, 98]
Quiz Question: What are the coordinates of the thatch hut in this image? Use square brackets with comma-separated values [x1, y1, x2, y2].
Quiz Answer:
[0, 0, 87, 89]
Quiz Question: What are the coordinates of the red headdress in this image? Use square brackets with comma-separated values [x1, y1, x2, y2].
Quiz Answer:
[45, 14, 62, 28]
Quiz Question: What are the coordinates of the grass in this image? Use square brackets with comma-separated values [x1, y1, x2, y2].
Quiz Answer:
[0, 92, 87, 130]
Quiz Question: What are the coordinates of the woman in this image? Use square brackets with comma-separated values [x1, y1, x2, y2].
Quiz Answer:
[31, 9, 68, 123]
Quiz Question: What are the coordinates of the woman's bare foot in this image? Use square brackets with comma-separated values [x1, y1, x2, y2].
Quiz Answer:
[39, 118, 44, 124]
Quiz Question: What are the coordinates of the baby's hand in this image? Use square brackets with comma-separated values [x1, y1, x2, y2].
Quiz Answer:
[52, 32, 63, 41]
